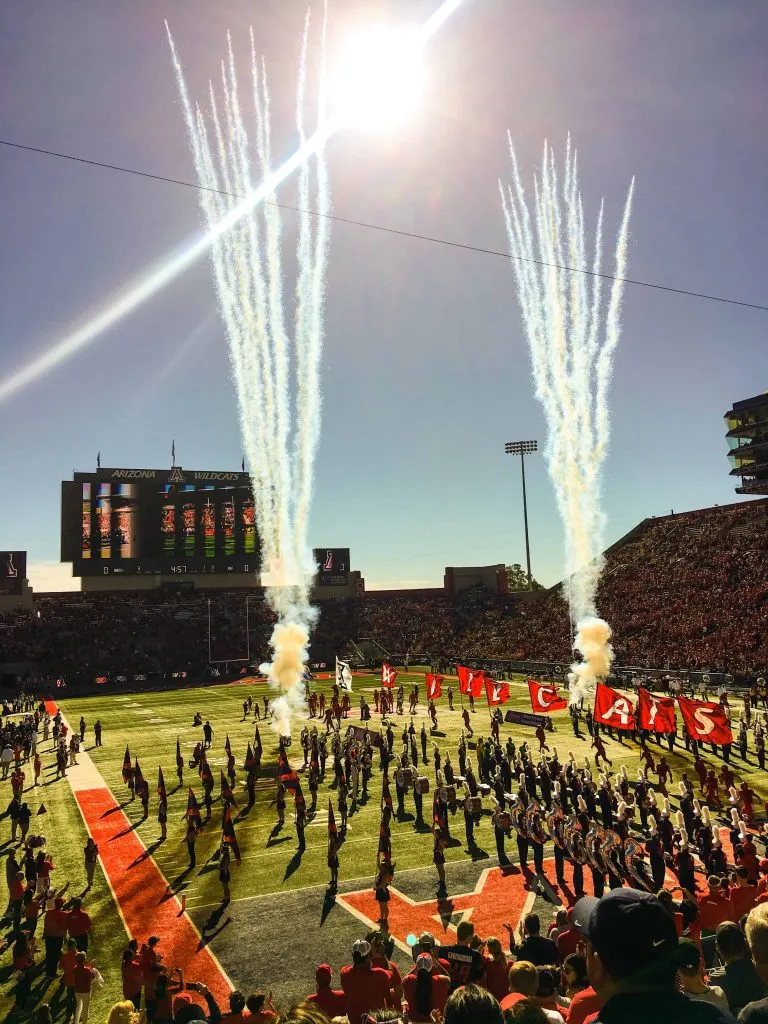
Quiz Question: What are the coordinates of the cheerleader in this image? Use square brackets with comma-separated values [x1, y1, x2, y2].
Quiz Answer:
[328, 835, 340, 891]
[374, 861, 393, 926]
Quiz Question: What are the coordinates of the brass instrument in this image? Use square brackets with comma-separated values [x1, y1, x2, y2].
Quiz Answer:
[547, 806, 566, 849]
[526, 801, 549, 844]
[600, 828, 623, 877]
[563, 816, 589, 865]
[624, 836, 651, 890]
[514, 801, 529, 839]
[586, 824, 607, 871]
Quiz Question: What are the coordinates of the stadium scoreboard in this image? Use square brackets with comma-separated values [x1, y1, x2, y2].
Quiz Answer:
[61, 467, 260, 577]
[313, 548, 350, 587]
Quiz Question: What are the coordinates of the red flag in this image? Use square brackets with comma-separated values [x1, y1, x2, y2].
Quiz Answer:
[528, 679, 568, 713]
[157, 767, 166, 800]
[328, 798, 337, 837]
[253, 727, 262, 753]
[176, 738, 183, 769]
[133, 758, 144, 783]
[186, 788, 202, 831]
[224, 734, 232, 757]
[677, 694, 733, 745]
[122, 746, 132, 784]
[381, 663, 398, 689]
[425, 673, 443, 701]
[458, 665, 485, 698]
[485, 678, 510, 706]
[278, 749, 299, 791]
[221, 806, 241, 864]
[593, 683, 636, 732]
[637, 688, 677, 733]
[245, 742, 257, 771]
[220, 771, 236, 805]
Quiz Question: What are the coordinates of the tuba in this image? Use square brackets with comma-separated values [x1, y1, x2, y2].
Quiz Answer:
[624, 836, 651, 890]
[586, 824, 607, 871]
[547, 806, 566, 849]
[600, 828, 623, 877]
[563, 816, 589, 864]
[526, 801, 550, 844]
[514, 800, 529, 839]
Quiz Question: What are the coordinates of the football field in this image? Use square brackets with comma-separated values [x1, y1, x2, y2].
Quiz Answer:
[2, 673, 765, 1015]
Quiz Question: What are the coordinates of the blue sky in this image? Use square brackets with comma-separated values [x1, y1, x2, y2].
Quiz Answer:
[0, 0, 766, 593]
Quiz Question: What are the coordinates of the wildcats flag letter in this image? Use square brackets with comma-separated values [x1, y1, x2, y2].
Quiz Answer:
[677, 694, 733, 745]
[381, 663, 398, 689]
[425, 673, 443, 700]
[593, 683, 636, 731]
[457, 665, 485, 699]
[637, 688, 676, 734]
[485, 678, 510, 706]
[528, 679, 568, 713]
[336, 657, 353, 692]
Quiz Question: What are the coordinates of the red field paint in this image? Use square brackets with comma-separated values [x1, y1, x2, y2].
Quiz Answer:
[339, 865, 537, 952]
[44, 699, 59, 716]
[75, 787, 232, 1005]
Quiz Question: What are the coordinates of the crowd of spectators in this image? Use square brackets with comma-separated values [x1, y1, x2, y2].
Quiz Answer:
[1, 501, 766, 684]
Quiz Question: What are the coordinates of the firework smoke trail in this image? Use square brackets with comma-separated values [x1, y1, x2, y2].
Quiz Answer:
[500, 137, 634, 703]
[168, 9, 330, 736]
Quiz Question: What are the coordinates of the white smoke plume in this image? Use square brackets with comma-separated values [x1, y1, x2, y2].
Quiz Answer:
[168, 7, 330, 735]
[500, 137, 634, 703]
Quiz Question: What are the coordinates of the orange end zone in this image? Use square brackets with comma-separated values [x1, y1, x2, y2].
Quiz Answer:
[44, 699, 59, 716]
[75, 787, 232, 1006]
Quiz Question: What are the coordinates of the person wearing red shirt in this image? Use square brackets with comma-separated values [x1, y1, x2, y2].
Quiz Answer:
[73, 950, 103, 1024]
[340, 939, 391, 1024]
[59, 937, 79, 1020]
[730, 868, 758, 921]
[220, 990, 248, 1024]
[368, 929, 402, 1004]
[43, 896, 69, 977]
[121, 949, 144, 1010]
[566, 984, 605, 1024]
[402, 954, 451, 1023]
[244, 991, 277, 1024]
[12, 933, 34, 1010]
[698, 878, 736, 933]
[481, 937, 510, 1002]
[67, 898, 93, 952]
[306, 964, 347, 1018]
[8, 871, 25, 932]
[556, 922, 583, 963]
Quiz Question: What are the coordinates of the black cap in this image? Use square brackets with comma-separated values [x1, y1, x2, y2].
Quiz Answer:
[572, 888, 678, 980]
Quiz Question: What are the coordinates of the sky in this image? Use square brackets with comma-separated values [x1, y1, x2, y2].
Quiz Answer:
[0, 0, 766, 594]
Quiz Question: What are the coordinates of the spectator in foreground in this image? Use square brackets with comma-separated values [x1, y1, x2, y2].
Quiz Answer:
[73, 950, 104, 1024]
[572, 887, 733, 1023]
[443, 984, 503, 1024]
[740, 903, 768, 1022]
[305, 965, 346, 1018]
[402, 952, 451, 1022]
[339, 939, 391, 1024]
[501, 962, 564, 1023]
[506, 914, 558, 966]
[245, 991, 277, 1024]
[677, 939, 729, 1010]
[709, 921, 768, 1015]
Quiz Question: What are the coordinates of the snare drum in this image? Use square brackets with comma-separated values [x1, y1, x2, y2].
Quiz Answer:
[417, 776, 430, 794]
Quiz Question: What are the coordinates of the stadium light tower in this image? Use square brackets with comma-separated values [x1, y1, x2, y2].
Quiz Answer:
[504, 440, 538, 590]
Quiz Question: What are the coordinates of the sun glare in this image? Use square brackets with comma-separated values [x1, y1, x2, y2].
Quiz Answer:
[333, 25, 425, 131]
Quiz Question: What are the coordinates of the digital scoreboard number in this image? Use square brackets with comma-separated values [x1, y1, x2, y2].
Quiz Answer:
[313, 548, 350, 587]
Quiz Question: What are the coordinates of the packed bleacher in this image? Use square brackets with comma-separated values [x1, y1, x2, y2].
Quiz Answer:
[1, 500, 766, 685]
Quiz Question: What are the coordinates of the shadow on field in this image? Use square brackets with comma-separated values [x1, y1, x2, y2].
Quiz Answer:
[283, 848, 304, 880]
[128, 839, 162, 868]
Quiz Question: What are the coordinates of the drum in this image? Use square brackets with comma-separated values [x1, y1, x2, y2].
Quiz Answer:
[469, 796, 483, 817]
[498, 811, 512, 831]
[445, 785, 457, 804]
[417, 776, 430, 794]
[454, 775, 466, 786]
[478, 783, 491, 797]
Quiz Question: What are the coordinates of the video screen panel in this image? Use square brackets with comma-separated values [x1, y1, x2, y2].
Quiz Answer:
[0, 551, 26, 595]
[313, 547, 350, 587]
[61, 468, 260, 577]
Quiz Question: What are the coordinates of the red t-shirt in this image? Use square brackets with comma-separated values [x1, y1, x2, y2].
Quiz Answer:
[306, 988, 347, 1017]
[9, 877, 24, 901]
[340, 963, 391, 1024]
[122, 959, 144, 998]
[481, 958, 510, 1002]
[60, 949, 78, 987]
[697, 892, 735, 932]
[402, 971, 451, 1023]
[556, 927, 583, 962]
[566, 986, 604, 1024]
[730, 885, 757, 921]
[67, 910, 92, 937]
[44, 908, 69, 938]
[74, 964, 94, 994]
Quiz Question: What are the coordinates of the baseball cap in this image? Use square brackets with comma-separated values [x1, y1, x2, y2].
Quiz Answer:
[416, 954, 433, 973]
[315, 964, 332, 985]
[353, 939, 371, 958]
[572, 888, 678, 980]
[677, 939, 702, 972]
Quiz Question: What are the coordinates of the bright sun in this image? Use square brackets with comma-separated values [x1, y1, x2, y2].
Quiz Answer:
[332, 25, 425, 131]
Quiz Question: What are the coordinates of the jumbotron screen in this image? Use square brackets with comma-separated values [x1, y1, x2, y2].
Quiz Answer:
[61, 467, 260, 577]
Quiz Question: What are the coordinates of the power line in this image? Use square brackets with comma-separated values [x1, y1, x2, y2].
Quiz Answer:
[3, 136, 767, 314]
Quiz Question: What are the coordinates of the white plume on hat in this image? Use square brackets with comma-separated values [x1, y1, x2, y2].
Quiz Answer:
[701, 806, 711, 825]
[621, 765, 628, 780]
[739, 820, 748, 841]
[662, 798, 671, 817]
[729, 786, 739, 805]
[637, 768, 646, 782]
[679, 828, 689, 850]
[618, 800, 627, 819]
[675, 810, 685, 829]
[693, 799, 701, 815]
[648, 787, 657, 806]
[578, 795, 587, 813]
[731, 807, 740, 827]
[648, 814, 658, 835]
[712, 826, 721, 846]
[678, 781, 687, 797]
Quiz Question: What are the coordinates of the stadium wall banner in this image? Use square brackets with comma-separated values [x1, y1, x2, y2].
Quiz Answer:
[345, 725, 383, 749]
[503, 709, 554, 731]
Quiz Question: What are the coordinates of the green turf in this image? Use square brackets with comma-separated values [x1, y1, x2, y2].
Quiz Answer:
[2, 673, 765, 1015]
